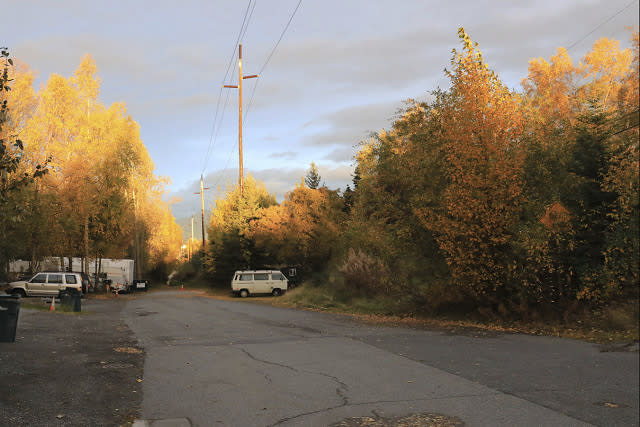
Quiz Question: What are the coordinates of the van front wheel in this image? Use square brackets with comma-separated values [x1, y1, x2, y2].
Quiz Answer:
[272, 288, 282, 297]
[240, 289, 249, 298]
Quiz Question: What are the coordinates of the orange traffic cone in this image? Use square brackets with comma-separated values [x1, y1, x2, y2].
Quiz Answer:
[50, 296, 56, 312]
[180, 284, 184, 290]
[115, 289, 119, 298]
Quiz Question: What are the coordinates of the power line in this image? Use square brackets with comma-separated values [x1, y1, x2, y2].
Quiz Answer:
[212, 0, 303, 192]
[567, 0, 638, 51]
[201, 0, 255, 176]
[240, 0, 257, 43]
[259, 0, 303, 75]
[245, 0, 303, 123]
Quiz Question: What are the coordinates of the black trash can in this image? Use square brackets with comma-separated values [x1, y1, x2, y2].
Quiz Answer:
[60, 291, 82, 312]
[0, 295, 21, 343]
[70, 292, 81, 312]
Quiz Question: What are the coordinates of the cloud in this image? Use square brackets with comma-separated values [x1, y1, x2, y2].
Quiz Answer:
[304, 101, 400, 147]
[269, 151, 298, 160]
[324, 147, 357, 163]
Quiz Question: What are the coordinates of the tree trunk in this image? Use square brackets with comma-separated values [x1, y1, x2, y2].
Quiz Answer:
[84, 215, 89, 273]
[30, 245, 38, 274]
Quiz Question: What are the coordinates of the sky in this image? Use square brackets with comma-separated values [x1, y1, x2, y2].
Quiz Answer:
[4, 0, 639, 232]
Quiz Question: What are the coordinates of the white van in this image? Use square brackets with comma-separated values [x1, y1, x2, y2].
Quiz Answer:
[231, 270, 288, 297]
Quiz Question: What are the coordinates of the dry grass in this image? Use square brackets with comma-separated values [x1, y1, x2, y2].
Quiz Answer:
[261, 286, 639, 344]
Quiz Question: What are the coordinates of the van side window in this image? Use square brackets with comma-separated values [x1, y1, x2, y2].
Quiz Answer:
[271, 272, 284, 280]
[48, 274, 63, 284]
[65, 274, 77, 284]
[254, 273, 268, 280]
[240, 274, 253, 281]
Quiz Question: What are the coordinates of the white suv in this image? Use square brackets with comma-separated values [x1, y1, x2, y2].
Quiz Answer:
[7, 272, 83, 297]
[231, 270, 288, 297]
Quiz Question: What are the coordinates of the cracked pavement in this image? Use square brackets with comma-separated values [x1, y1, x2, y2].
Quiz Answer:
[123, 291, 638, 426]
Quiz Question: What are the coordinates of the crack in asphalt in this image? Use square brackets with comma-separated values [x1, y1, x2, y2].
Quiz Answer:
[237, 347, 299, 373]
[298, 368, 350, 406]
[266, 393, 503, 427]
[237, 346, 351, 406]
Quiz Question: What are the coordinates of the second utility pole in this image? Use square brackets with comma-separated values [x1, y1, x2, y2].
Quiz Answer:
[194, 174, 209, 250]
[224, 44, 258, 197]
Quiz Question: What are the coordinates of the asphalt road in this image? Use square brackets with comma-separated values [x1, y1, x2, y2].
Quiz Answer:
[123, 291, 638, 427]
[0, 296, 144, 426]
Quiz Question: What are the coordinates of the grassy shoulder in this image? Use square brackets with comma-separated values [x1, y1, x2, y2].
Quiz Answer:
[267, 285, 639, 345]
[17, 300, 89, 315]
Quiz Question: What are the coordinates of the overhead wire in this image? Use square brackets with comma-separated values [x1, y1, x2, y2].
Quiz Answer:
[244, 0, 303, 124]
[210, 0, 259, 192]
[213, 0, 303, 194]
[566, 0, 638, 51]
[201, 0, 254, 177]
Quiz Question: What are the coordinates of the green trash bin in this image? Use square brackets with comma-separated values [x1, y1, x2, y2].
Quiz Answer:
[60, 290, 81, 312]
[0, 295, 21, 342]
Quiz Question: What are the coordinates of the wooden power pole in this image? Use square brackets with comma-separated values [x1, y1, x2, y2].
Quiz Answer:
[194, 175, 210, 250]
[223, 44, 258, 196]
[189, 215, 194, 262]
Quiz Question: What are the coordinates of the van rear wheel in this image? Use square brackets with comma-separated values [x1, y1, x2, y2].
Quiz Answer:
[272, 288, 282, 297]
[240, 289, 249, 298]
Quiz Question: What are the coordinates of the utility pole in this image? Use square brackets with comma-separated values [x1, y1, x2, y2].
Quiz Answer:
[193, 175, 210, 250]
[223, 44, 258, 197]
[189, 215, 194, 262]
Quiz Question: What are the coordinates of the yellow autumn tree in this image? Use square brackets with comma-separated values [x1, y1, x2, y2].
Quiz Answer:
[8, 54, 179, 280]
[250, 181, 345, 271]
[424, 28, 525, 300]
[205, 174, 277, 284]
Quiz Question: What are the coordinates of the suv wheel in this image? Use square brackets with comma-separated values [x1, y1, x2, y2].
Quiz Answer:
[13, 289, 26, 298]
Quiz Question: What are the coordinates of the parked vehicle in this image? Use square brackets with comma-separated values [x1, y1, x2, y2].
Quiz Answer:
[78, 272, 93, 293]
[133, 279, 149, 292]
[100, 259, 134, 291]
[231, 270, 288, 297]
[9, 257, 134, 293]
[6, 272, 83, 298]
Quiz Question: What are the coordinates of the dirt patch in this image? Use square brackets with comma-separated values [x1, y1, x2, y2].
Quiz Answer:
[331, 412, 464, 427]
[115, 346, 143, 354]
